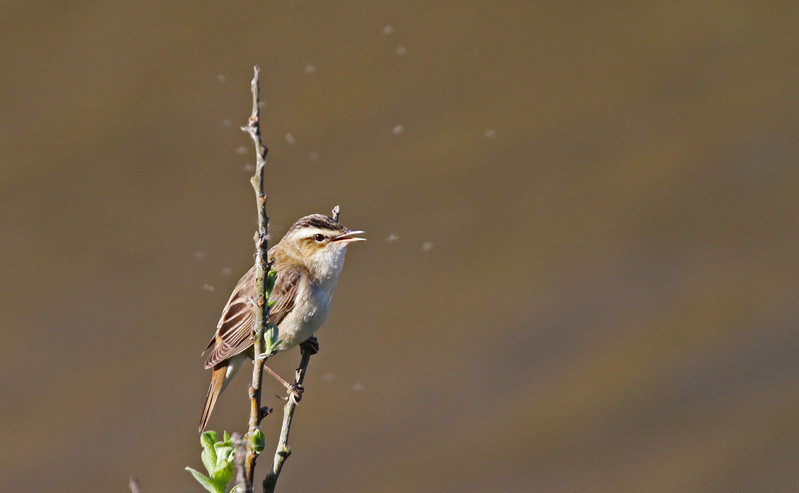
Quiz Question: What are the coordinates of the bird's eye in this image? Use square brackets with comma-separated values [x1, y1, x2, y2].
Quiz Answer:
[313, 234, 326, 242]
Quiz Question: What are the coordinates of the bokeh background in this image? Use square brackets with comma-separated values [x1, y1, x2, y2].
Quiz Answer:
[2, 2, 799, 491]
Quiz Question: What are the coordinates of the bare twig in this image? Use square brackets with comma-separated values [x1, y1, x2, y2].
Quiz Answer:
[262, 346, 314, 493]
[238, 64, 317, 493]
[241, 65, 270, 492]
[232, 432, 247, 491]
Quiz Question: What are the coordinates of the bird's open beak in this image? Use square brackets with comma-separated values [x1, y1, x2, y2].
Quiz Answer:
[332, 229, 366, 244]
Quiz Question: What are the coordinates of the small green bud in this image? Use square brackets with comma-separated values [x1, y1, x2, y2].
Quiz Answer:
[251, 428, 265, 455]
[265, 323, 279, 353]
[266, 268, 277, 294]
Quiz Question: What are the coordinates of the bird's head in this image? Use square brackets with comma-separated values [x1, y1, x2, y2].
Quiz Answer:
[277, 214, 365, 280]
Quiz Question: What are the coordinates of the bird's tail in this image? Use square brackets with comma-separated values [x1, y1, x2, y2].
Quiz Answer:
[198, 365, 226, 432]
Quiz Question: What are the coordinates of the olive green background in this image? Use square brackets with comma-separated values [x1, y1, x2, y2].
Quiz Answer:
[2, 2, 798, 491]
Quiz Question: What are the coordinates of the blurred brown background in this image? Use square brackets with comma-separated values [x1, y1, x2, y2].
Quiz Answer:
[2, 1, 799, 491]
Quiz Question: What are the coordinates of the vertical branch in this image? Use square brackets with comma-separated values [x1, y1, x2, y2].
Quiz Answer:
[241, 65, 270, 492]
[231, 432, 248, 490]
[262, 347, 313, 493]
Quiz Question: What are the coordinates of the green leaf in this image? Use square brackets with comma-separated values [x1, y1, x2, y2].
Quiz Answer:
[200, 430, 218, 450]
[200, 432, 219, 475]
[192, 430, 234, 492]
[211, 441, 234, 483]
[186, 467, 223, 493]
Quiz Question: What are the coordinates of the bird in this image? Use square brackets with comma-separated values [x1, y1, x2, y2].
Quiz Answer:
[199, 213, 365, 432]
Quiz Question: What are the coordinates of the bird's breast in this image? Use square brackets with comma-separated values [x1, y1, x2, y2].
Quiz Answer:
[275, 279, 334, 351]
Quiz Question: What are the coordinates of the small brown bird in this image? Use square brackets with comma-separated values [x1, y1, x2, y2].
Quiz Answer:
[199, 214, 365, 432]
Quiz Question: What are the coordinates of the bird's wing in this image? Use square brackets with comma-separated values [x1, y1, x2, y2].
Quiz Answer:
[266, 266, 301, 327]
[203, 264, 302, 369]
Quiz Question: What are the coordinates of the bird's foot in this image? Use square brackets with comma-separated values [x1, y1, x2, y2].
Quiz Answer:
[288, 383, 304, 404]
[300, 336, 319, 355]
